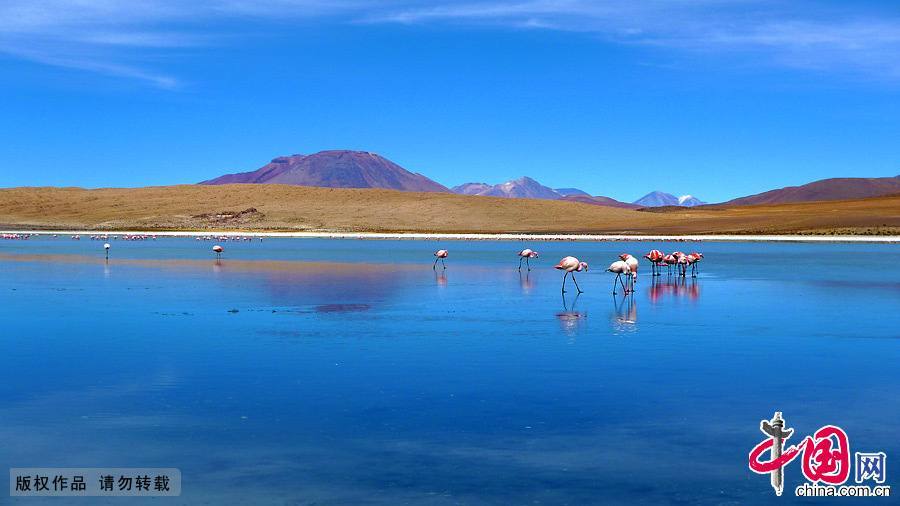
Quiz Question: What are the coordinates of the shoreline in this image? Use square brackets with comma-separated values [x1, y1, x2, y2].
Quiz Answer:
[2, 229, 899, 243]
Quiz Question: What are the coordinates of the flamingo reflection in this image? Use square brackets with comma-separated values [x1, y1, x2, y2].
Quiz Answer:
[556, 292, 586, 336]
[434, 270, 447, 287]
[649, 276, 701, 302]
[611, 293, 638, 334]
[519, 270, 534, 294]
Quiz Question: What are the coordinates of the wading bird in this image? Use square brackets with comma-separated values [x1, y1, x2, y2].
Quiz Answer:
[662, 254, 677, 275]
[103, 243, 110, 261]
[607, 260, 632, 294]
[213, 245, 224, 259]
[555, 256, 588, 294]
[676, 253, 690, 277]
[433, 249, 448, 270]
[620, 253, 639, 284]
[687, 252, 703, 277]
[644, 249, 664, 276]
[517, 248, 539, 271]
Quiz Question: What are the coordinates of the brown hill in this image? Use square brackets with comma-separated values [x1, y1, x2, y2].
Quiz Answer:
[200, 150, 448, 193]
[722, 175, 900, 206]
[0, 185, 897, 235]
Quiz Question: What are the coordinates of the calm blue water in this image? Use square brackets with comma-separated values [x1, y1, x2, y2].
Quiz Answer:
[1, 237, 898, 504]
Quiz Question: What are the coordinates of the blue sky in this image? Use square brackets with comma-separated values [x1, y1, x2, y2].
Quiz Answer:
[0, 1, 898, 203]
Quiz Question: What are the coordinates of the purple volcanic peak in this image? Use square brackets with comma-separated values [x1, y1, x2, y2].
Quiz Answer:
[633, 191, 705, 207]
[200, 150, 448, 192]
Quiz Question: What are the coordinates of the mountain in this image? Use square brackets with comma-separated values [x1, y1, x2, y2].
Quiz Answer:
[554, 187, 591, 197]
[200, 150, 448, 192]
[633, 191, 705, 207]
[451, 176, 562, 200]
[677, 195, 705, 207]
[561, 195, 641, 209]
[451, 182, 493, 195]
[721, 175, 900, 206]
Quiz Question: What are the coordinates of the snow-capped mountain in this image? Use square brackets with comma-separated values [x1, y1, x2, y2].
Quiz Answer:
[633, 191, 705, 207]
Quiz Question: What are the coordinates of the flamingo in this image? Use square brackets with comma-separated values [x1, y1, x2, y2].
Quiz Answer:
[620, 253, 639, 284]
[103, 243, 110, 261]
[688, 252, 703, 277]
[517, 248, 539, 271]
[644, 249, 664, 276]
[213, 244, 224, 259]
[662, 254, 677, 275]
[555, 256, 588, 294]
[606, 260, 632, 294]
[676, 253, 690, 277]
[433, 249, 448, 270]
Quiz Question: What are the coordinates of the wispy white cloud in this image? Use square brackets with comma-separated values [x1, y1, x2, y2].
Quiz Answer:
[1, 0, 899, 88]
[367, 0, 900, 79]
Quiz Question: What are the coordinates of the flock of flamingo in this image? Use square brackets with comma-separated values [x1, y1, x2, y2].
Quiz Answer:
[3, 234, 704, 296]
[434, 248, 704, 295]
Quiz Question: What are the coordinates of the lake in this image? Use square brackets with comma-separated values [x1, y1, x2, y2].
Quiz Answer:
[1, 236, 898, 504]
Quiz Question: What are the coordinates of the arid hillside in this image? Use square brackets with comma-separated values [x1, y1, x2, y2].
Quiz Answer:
[0, 185, 898, 235]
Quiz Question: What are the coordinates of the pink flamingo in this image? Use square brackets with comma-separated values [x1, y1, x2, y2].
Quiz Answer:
[555, 256, 588, 294]
[675, 252, 690, 277]
[644, 249, 664, 276]
[517, 248, 539, 271]
[687, 252, 704, 277]
[213, 244, 224, 259]
[606, 260, 632, 294]
[662, 254, 677, 275]
[619, 253, 639, 284]
[433, 249, 448, 270]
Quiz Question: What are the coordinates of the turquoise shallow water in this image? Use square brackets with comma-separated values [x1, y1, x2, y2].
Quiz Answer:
[1, 237, 898, 504]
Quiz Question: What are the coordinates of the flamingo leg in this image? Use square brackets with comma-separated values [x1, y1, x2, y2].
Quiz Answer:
[562, 271, 569, 293]
[518, 256, 524, 271]
[433, 258, 439, 270]
[526, 257, 531, 271]
[441, 258, 446, 270]
[572, 273, 583, 294]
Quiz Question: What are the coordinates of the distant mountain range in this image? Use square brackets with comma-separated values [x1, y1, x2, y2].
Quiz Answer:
[720, 175, 900, 206]
[199, 149, 898, 209]
[200, 150, 448, 193]
[632, 191, 706, 207]
[554, 188, 591, 197]
[450, 177, 638, 208]
[451, 177, 562, 200]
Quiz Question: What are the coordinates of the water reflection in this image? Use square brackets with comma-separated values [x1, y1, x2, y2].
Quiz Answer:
[649, 276, 701, 303]
[434, 270, 447, 287]
[556, 292, 586, 336]
[519, 271, 534, 294]
[610, 294, 638, 334]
